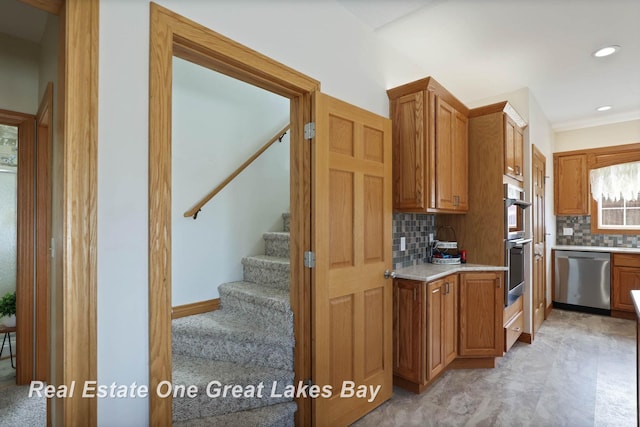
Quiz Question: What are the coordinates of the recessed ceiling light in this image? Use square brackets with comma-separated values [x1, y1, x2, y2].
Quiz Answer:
[596, 105, 612, 112]
[593, 45, 621, 57]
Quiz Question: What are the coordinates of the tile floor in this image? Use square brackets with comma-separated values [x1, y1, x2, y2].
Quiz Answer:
[354, 309, 636, 427]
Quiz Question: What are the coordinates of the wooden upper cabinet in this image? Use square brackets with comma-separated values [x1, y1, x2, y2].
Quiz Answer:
[388, 77, 469, 213]
[554, 153, 589, 215]
[504, 115, 524, 181]
[469, 101, 526, 184]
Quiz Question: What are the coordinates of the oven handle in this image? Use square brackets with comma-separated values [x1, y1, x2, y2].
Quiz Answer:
[510, 238, 532, 248]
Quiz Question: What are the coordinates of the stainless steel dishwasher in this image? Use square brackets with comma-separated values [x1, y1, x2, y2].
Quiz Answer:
[554, 250, 611, 313]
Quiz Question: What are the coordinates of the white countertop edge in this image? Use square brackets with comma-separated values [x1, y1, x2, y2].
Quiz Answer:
[395, 263, 507, 282]
[552, 245, 640, 254]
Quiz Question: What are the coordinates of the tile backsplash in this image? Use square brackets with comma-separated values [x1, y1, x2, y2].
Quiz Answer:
[556, 215, 639, 248]
[393, 213, 437, 269]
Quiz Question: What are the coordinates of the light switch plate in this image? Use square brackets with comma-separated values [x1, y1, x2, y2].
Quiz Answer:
[563, 227, 574, 236]
[400, 237, 406, 251]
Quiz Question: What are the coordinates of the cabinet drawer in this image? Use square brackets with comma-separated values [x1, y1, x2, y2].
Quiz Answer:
[503, 295, 523, 326]
[613, 253, 640, 268]
[504, 310, 523, 352]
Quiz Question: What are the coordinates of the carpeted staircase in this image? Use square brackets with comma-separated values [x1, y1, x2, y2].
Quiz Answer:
[172, 213, 296, 426]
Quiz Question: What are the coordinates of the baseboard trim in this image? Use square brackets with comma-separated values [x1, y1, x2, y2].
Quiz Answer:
[545, 303, 553, 319]
[518, 332, 532, 344]
[448, 357, 495, 369]
[172, 298, 220, 319]
[611, 309, 637, 320]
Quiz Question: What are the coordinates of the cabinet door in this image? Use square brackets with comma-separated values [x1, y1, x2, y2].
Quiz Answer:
[612, 266, 640, 312]
[504, 116, 516, 178]
[453, 111, 469, 210]
[514, 126, 524, 181]
[391, 92, 426, 211]
[459, 272, 503, 357]
[427, 279, 444, 380]
[435, 98, 468, 212]
[554, 153, 589, 215]
[393, 279, 423, 382]
[443, 275, 458, 365]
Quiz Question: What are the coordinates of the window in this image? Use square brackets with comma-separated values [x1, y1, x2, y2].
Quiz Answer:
[598, 193, 640, 229]
[591, 160, 640, 233]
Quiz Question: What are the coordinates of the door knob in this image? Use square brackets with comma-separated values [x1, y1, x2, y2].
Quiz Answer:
[384, 270, 396, 279]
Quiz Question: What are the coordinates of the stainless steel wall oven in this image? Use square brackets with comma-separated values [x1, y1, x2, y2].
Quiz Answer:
[504, 184, 531, 306]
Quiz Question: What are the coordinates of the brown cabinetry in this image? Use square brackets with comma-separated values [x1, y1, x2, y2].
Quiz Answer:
[554, 152, 589, 215]
[427, 275, 458, 379]
[612, 254, 640, 317]
[504, 115, 524, 181]
[388, 77, 469, 213]
[393, 279, 423, 383]
[459, 272, 504, 357]
[394, 271, 503, 393]
[503, 294, 523, 352]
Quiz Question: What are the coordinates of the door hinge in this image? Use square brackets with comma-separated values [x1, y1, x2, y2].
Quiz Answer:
[304, 251, 316, 268]
[304, 122, 315, 139]
[303, 378, 314, 387]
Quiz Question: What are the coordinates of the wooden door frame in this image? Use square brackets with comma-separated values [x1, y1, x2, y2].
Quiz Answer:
[0, 108, 35, 386]
[532, 145, 547, 334]
[148, 3, 319, 425]
[20, 0, 99, 425]
[35, 82, 53, 382]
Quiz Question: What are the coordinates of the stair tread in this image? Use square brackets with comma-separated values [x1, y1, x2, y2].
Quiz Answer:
[219, 281, 291, 311]
[174, 401, 296, 427]
[173, 353, 293, 387]
[172, 310, 293, 346]
[242, 255, 290, 268]
[263, 231, 290, 238]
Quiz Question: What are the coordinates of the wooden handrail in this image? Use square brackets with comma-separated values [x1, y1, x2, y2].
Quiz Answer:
[184, 124, 290, 219]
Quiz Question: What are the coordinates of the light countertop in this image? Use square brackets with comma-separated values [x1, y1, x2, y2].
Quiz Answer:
[553, 245, 640, 254]
[395, 263, 507, 282]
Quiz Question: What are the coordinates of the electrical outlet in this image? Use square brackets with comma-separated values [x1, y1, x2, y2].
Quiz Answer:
[563, 227, 574, 236]
[428, 233, 434, 243]
[400, 237, 406, 251]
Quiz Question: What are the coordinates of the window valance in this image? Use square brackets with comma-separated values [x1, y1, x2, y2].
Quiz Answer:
[590, 161, 640, 201]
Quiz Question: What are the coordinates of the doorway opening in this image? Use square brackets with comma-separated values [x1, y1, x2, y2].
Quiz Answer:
[148, 4, 319, 425]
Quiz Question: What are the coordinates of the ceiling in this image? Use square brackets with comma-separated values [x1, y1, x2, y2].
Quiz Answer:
[339, 0, 640, 131]
[0, 0, 47, 43]
[2, 0, 638, 131]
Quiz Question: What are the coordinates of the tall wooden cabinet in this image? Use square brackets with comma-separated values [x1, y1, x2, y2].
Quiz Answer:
[387, 77, 469, 213]
[554, 152, 589, 215]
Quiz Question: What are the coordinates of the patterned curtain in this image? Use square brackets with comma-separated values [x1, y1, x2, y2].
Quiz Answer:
[590, 161, 640, 201]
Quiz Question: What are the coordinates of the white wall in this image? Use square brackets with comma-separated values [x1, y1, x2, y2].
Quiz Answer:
[0, 33, 39, 114]
[554, 119, 640, 152]
[97, 1, 422, 424]
[171, 57, 289, 305]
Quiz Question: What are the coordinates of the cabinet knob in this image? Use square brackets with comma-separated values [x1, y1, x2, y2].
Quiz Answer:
[515, 166, 521, 175]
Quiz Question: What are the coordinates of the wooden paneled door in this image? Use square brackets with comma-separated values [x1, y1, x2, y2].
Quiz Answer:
[532, 146, 546, 335]
[312, 92, 393, 426]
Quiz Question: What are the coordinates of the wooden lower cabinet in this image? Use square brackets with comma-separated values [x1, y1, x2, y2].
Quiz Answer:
[503, 295, 524, 352]
[427, 275, 458, 380]
[458, 272, 504, 357]
[393, 279, 423, 383]
[394, 272, 502, 393]
[612, 254, 640, 317]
